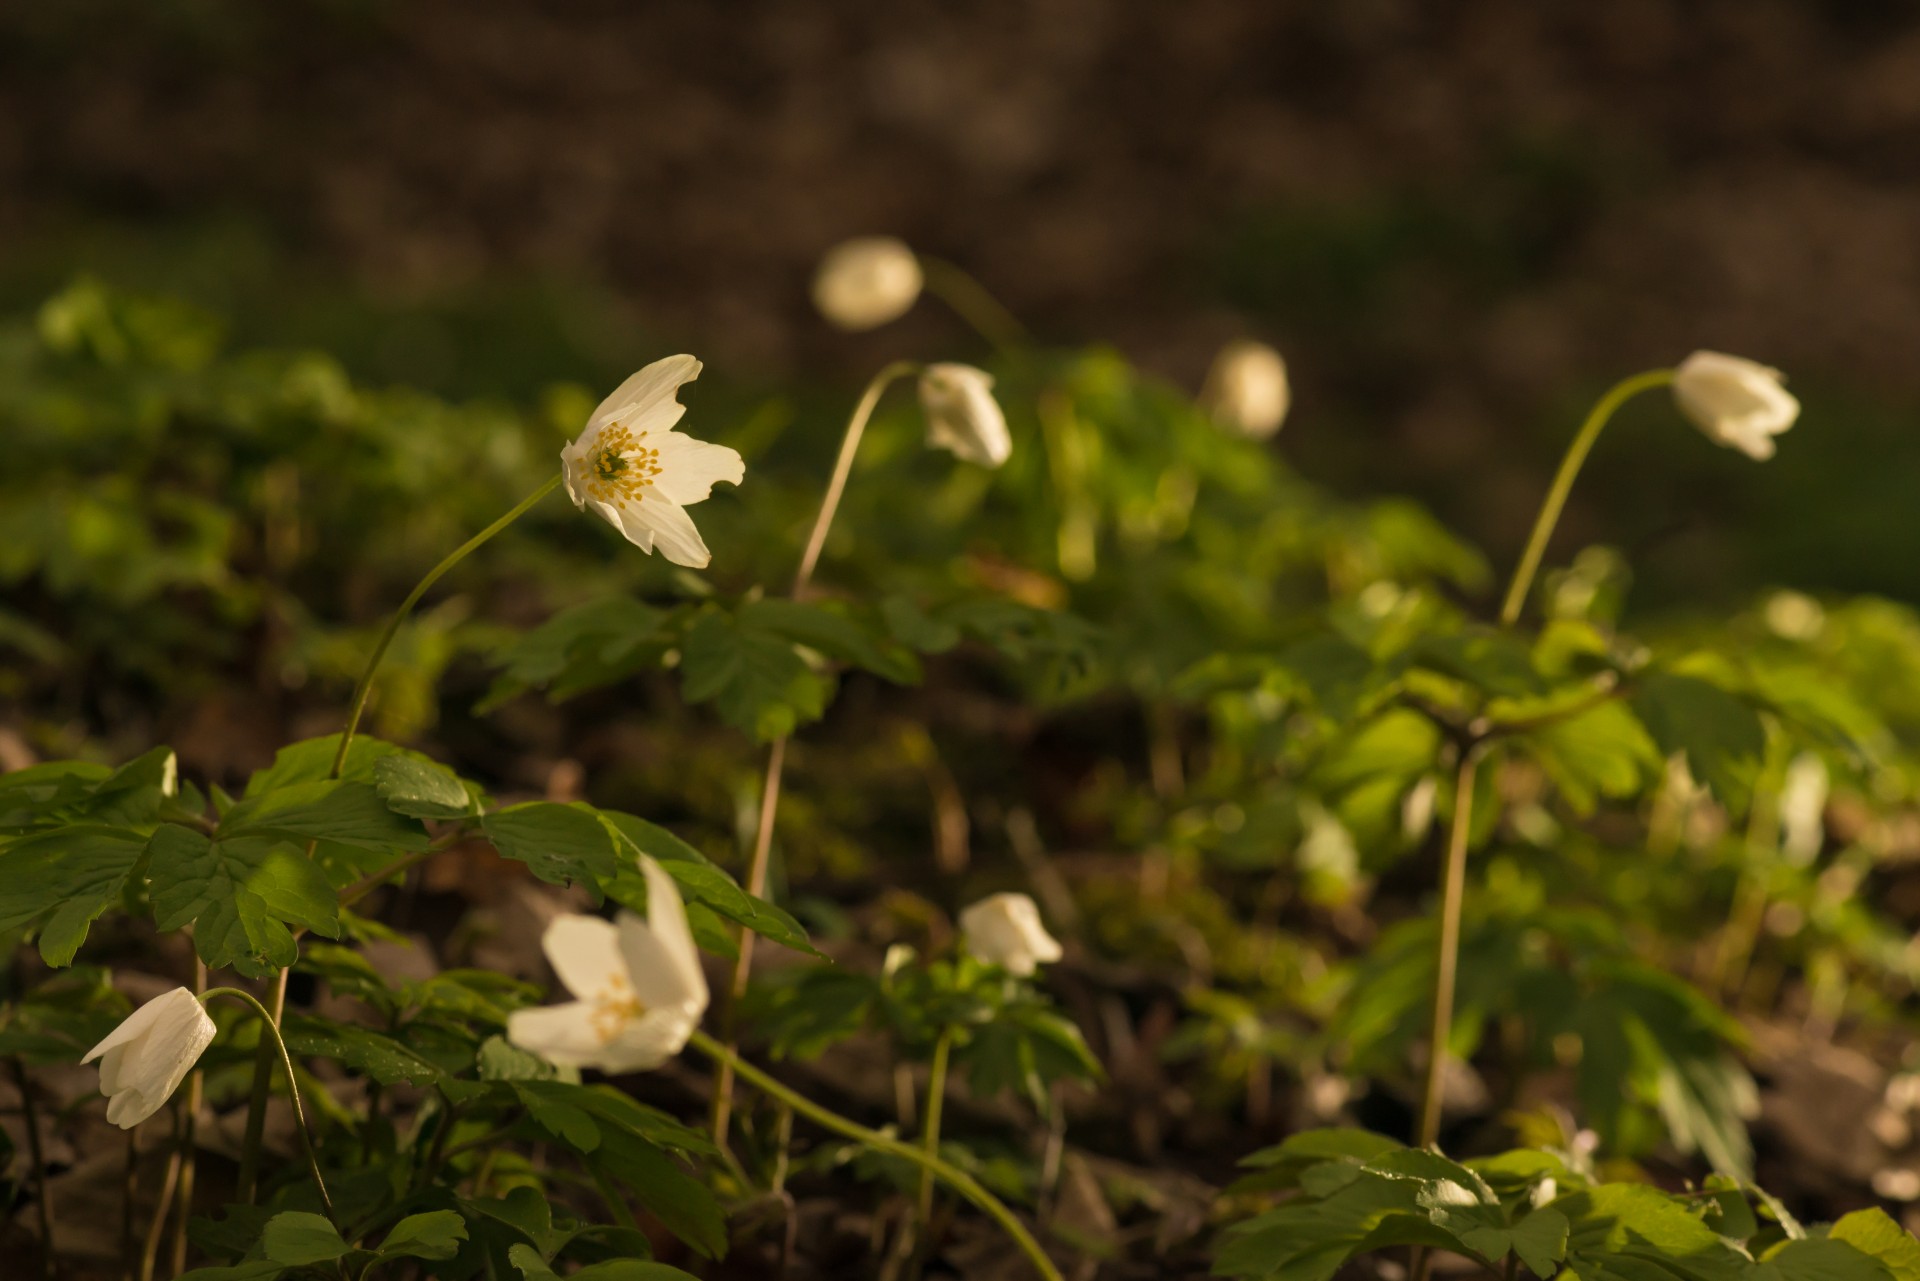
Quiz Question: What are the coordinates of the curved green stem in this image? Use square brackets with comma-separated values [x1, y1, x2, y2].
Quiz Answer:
[917, 257, 1029, 360]
[331, 473, 563, 777]
[689, 1031, 1060, 1281]
[1418, 750, 1481, 1151]
[1498, 370, 1674, 627]
[713, 361, 918, 1149]
[203, 988, 335, 1221]
[917, 1027, 955, 1226]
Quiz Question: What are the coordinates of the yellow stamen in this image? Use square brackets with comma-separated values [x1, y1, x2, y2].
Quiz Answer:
[590, 973, 646, 1044]
[582, 422, 664, 506]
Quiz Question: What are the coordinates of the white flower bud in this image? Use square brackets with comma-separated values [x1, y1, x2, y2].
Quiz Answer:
[959, 892, 1063, 977]
[919, 363, 1011, 468]
[83, 986, 217, 1129]
[1201, 340, 1291, 439]
[811, 236, 924, 332]
[1779, 753, 1828, 866]
[1672, 351, 1799, 461]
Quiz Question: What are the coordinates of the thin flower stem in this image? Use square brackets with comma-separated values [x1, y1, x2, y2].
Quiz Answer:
[138, 1137, 182, 1281]
[688, 1031, 1061, 1281]
[1498, 370, 1675, 627]
[237, 970, 289, 1204]
[11, 1058, 54, 1279]
[1418, 750, 1482, 1152]
[332, 472, 564, 776]
[202, 988, 336, 1221]
[714, 360, 918, 1148]
[916, 1027, 955, 1227]
[171, 955, 207, 1277]
[917, 257, 1029, 360]
[792, 361, 921, 596]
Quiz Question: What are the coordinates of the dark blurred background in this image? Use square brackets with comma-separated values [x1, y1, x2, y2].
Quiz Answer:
[5, 0, 1917, 609]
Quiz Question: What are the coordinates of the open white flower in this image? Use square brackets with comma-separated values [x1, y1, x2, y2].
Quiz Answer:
[508, 857, 708, 1072]
[1672, 351, 1799, 461]
[959, 892, 1063, 977]
[1202, 340, 1291, 439]
[561, 356, 744, 568]
[920, 363, 1011, 468]
[812, 236, 924, 331]
[83, 986, 217, 1129]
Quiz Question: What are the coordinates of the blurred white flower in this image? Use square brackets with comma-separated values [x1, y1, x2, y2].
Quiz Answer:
[83, 986, 216, 1129]
[812, 236, 924, 332]
[1201, 340, 1290, 439]
[508, 858, 709, 1072]
[960, 892, 1063, 977]
[1765, 590, 1825, 642]
[920, 363, 1011, 468]
[1531, 1177, 1558, 1209]
[1672, 351, 1799, 461]
[1780, 753, 1829, 865]
[561, 355, 743, 569]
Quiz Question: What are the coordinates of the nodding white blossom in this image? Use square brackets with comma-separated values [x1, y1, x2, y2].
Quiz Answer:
[508, 858, 708, 1073]
[1672, 351, 1799, 461]
[959, 893, 1063, 977]
[1780, 753, 1829, 866]
[1201, 340, 1291, 439]
[812, 236, 924, 332]
[561, 356, 743, 569]
[83, 987, 216, 1129]
[919, 363, 1011, 468]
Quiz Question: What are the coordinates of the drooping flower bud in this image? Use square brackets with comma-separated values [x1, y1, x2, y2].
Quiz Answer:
[959, 892, 1063, 976]
[1201, 340, 1291, 439]
[812, 237, 924, 332]
[920, 363, 1011, 468]
[83, 986, 217, 1128]
[1672, 351, 1799, 461]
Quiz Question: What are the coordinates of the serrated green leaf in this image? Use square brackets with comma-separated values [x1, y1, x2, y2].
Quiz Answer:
[377, 1210, 467, 1262]
[482, 802, 618, 888]
[600, 811, 817, 957]
[740, 597, 922, 685]
[220, 780, 432, 851]
[1832, 1210, 1920, 1281]
[282, 1016, 446, 1085]
[678, 606, 831, 741]
[0, 824, 147, 965]
[1633, 671, 1765, 809]
[372, 755, 473, 819]
[261, 1211, 350, 1265]
[1757, 1239, 1892, 1281]
[150, 828, 340, 977]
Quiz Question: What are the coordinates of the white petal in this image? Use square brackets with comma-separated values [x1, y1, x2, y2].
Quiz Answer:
[647, 431, 745, 507]
[617, 860, 708, 1017]
[596, 1007, 700, 1073]
[589, 355, 702, 431]
[920, 364, 1011, 468]
[83, 986, 188, 1065]
[507, 1002, 611, 1068]
[107, 1086, 168, 1129]
[960, 893, 1063, 976]
[540, 915, 631, 1002]
[609, 496, 713, 569]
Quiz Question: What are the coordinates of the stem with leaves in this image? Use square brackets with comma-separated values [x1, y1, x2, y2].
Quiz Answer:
[712, 361, 919, 1147]
[238, 474, 562, 1198]
[690, 1031, 1061, 1281]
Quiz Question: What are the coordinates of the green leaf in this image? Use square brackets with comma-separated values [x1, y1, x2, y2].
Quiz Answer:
[478, 1035, 565, 1082]
[372, 755, 474, 819]
[220, 780, 432, 851]
[1522, 700, 1660, 817]
[1412, 630, 1545, 699]
[740, 598, 922, 684]
[600, 811, 817, 957]
[377, 1210, 467, 1262]
[482, 596, 672, 710]
[678, 606, 832, 741]
[1509, 1208, 1571, 1278]
[1632, 672, 1765, 808]
[584, 1124, 727, 1257]
[482, 802, 619, 887]
[1756, 1240, 1892, 1281]
[1832, 1210, 1920, 1281]
[0, 824, 147, 965]
[149, 828, 340, 977]
[515, 1082, 602, 1152]
[174, 1264, 287, 1281]
[243, 734, 414, 796]
[282, 1017, 448, 1086]
[260, 1211, 350, 1265]
[1556, 1183, 1749, 1281]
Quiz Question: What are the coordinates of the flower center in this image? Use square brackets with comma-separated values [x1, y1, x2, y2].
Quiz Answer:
[590, 974, 647, 1044]
[582, 423, 663, 505]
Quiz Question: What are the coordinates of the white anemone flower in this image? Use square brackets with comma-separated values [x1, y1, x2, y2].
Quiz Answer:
[959, 892, 1063, 977]
[1202, 340, 1291, 439]
[812, 236, 924, 331]
[508, 857, 709, 1072]
[1672, 351, 1799, 461]
[561, 356, 744, 568]
[83, 986, 217, 1129]
[919, 363, 1011, 468]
